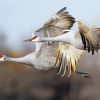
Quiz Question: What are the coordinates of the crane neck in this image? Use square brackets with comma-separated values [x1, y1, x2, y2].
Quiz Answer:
[40, 32, 75, 44]
[41, 34, 69, 43]
[41, 37, 60, 42]
[4, 55, 31, 65]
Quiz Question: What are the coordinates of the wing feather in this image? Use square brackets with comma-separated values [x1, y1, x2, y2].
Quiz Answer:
[55, 43, 84, 77]
[77, 20, 98, 54]
[40, 7, 75, 37]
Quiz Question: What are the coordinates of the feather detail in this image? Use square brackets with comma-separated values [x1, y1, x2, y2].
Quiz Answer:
[54, 48, 61, 67]
[56, 43, 84, 77]
[41, 7, 75, 37]
[77, 20, 98, 54]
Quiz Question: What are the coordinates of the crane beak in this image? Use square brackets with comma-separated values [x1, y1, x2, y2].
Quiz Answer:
[23, 38, 33, 42]
[23, 35, 40, 42]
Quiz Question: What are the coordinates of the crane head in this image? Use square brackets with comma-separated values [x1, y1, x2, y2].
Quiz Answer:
[23, 33, 41, 42]
[0, 54, 5, 62]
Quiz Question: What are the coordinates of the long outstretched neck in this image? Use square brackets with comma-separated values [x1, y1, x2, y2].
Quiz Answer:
[41, 34, 71, 43]
[40, 30, 77, 46]
[0, 55, 29, 65]
[40, 37, 60, 42]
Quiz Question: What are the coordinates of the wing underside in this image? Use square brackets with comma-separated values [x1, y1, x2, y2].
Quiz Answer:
[54, 43, 84, 77]
[42, 7, 75, 37]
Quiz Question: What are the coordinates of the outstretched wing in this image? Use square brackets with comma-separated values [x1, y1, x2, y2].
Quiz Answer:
[54, 43, 84, 77]
[35, 7, 75, 56]
[77, 20, 98, 54]
[36, 7, 75, 37]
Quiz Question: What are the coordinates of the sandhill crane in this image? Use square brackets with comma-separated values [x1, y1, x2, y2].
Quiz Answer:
[0, 7, 89, 77]
[25, 27, 100, 76]
[23, 7, 97, 77]
[26, 20, 100, 53]
[30, 8, 100, 54]
[29, 27, 100, 52]
[0, 46, 56, 70]
[0, 53, 91, 78]
[24, 33, 85, 77]
[24, 6, 100, 77]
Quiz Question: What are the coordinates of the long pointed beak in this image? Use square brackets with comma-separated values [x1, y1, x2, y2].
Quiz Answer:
[23, 38, 33, 42]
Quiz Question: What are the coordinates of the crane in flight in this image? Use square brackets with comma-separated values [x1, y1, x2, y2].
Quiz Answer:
[0, 7, 95, 78]
[23, 7, 100, 77]
[24, 7, 99, 77]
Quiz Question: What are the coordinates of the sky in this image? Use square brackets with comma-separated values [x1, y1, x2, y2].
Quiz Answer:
[0, 0, 100, 50]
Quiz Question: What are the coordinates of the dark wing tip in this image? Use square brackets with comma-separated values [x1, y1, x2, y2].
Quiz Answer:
[80, 32, 86, 49]
[79, 31, 98, 54]
[57, 7, 67, 14]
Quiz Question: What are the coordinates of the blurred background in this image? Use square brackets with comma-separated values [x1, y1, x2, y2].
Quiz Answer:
[0, 0, 100, 100]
